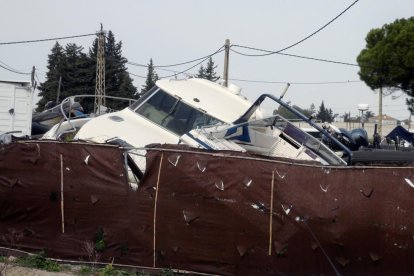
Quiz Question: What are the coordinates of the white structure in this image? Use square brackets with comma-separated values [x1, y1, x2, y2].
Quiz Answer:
[0, 80, 33, 136]
[75, 78, 255, 147]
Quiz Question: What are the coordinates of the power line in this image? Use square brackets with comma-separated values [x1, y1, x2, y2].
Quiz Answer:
[231, 0, 359, 57]
[158, 53, 216, 79]
[129, 48, 225, 79]
[127, 46, 225, 68]
[230, 48, 359, 67]
[0, 33, 97, 46]
[230, 77, 362, 85]
[0, 60, 31, 75]
[129, 72, 147, 79]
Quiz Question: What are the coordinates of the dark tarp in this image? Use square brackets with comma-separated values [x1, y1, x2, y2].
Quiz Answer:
[1, 141, 414, 275]
[386, 125, 414, 144]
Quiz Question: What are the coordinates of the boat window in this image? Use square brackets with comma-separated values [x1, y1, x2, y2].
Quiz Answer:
[129, 86, 159, 110]
[135, 89, 223, 135]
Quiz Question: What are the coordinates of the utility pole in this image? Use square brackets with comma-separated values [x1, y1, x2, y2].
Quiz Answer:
[378, 85, 383, 137]
[223, 39, 230, 87]
[31, 66, 36, 88]
[56, 75, 62, 103]
[94, 24, 106, 115]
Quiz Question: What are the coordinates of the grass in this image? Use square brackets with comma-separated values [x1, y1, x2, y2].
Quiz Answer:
[1, 252, 180, 276]
[16, 251, 61, 272]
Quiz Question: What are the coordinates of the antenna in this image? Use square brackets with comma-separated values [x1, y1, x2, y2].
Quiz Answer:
[279, 83, 290, 100]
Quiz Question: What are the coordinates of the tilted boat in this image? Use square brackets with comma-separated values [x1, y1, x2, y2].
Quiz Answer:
[2, 78, 414, 275]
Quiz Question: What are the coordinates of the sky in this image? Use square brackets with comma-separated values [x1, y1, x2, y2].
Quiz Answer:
[0, 0, 413, 120]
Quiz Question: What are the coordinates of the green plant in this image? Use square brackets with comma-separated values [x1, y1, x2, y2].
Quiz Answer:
[79, 265, 93, 275]
[16, 251, 61, 272]
[99, 263, 132, 276]
[160, 268, 175, 276]
[94, 228, 106, 252]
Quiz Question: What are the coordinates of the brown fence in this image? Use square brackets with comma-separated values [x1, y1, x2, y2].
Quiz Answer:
[1, 141, 414, 275]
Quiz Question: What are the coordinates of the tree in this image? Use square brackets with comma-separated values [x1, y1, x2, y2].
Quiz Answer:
[37, 29, 137, 112]
[357, 17, 414, 111]
[197, 64, 205, 79]
[274, 104, 314, 120]
[36, 42, 66, 111]
[365, 110, 375, 119]
[141, 58, 159, 95]
[89, 30, 137, 110]
[197, 57, 219, 81]
[316, 101, 335, 123]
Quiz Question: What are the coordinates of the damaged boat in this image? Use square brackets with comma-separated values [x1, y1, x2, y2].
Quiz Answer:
[42, 78, 414, 173]
[1, 76, 414, 275]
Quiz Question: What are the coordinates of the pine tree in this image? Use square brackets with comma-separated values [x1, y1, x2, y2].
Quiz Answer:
[197, 57, 219, 82]
[36, 42, 66, 111]
[316, 101, 335, 123]
[89, 30, 137, 110]
[197, 64, 205, 79]
[38, 29, 137, 113]
[141, 58, 159, 95]
[204, 57, 219, 81]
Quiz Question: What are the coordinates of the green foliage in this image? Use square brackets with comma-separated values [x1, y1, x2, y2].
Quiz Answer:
[0, 256, 6, 262]
[197, 57, 219, 81]
[357, 17, 414, 111]
[100, 264, 116, 276]
[99, 264, 132, 276]
[16, 251, 61, 272]
[160, 268, 175, 276]
[94, 227, 106, 252]
[37, 30, 137, 112]
[141, 58, 159, 95]
[79, 265, 93, 274]
[274, 104, 314, 120]
[316, 101, 335, 123]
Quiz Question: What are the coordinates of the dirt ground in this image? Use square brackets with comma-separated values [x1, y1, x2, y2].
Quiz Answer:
[2, 265, 76, 276]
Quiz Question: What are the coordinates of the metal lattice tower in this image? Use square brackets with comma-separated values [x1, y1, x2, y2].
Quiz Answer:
[94, 25, 106, 115]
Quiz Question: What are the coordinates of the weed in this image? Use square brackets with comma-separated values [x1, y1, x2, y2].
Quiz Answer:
[79, 265, 93, 274]
[160, 268, 175, 276]
[99, 263, 132, 276]
[0, 255, 11, 276]
[94, 228, 106, 252]
[16, 251, 61, 272]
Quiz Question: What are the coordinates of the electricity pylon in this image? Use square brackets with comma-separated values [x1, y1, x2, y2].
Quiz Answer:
[94, 25, 106, 115]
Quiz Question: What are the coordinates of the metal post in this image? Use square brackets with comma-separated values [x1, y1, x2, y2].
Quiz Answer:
[378, 85, 383, 137]
[223, 39, 230, 87]
[56, 75, 62, 103]
[31, 66, 35, 88]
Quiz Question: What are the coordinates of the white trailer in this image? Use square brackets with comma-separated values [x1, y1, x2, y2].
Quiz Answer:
[0, 80, 33, 137]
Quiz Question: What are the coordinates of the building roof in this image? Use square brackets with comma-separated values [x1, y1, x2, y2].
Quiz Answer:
[369, 114, 398, 121]
[0, 80, 31, 87]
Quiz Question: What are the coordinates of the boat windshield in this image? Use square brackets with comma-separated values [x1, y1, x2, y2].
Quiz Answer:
[133, 89, 223, 135]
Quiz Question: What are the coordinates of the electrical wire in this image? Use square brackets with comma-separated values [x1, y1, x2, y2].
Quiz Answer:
[0, 61, 31, 75]
[158, 52, 218, 79]
[127, 46, 225, 68]
[130, 48, 225, 79]
[129, 72, 147, 79]
[0, 33, 97, 46]
[229, 77, 362, 85]
[231, 0, 359, 57]
[230, 48, 360, 67]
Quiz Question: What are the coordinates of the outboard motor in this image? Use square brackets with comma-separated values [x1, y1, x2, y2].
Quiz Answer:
[321, 124, 368, 151]
[350, 128, 369, 149]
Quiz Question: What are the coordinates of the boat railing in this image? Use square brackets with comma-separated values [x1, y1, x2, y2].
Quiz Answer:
[53, 95, 136, 138]
[195, 114, 347, 166]
[234, 93, 353, 165]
